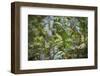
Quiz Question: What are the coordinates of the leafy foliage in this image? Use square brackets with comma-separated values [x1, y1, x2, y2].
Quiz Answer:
[28, 15, 88, 60]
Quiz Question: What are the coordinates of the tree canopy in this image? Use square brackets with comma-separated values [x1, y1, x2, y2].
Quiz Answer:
[28, 15, 88, 60]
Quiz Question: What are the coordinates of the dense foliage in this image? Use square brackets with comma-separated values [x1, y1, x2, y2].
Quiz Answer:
[28, 15, 88, 60]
